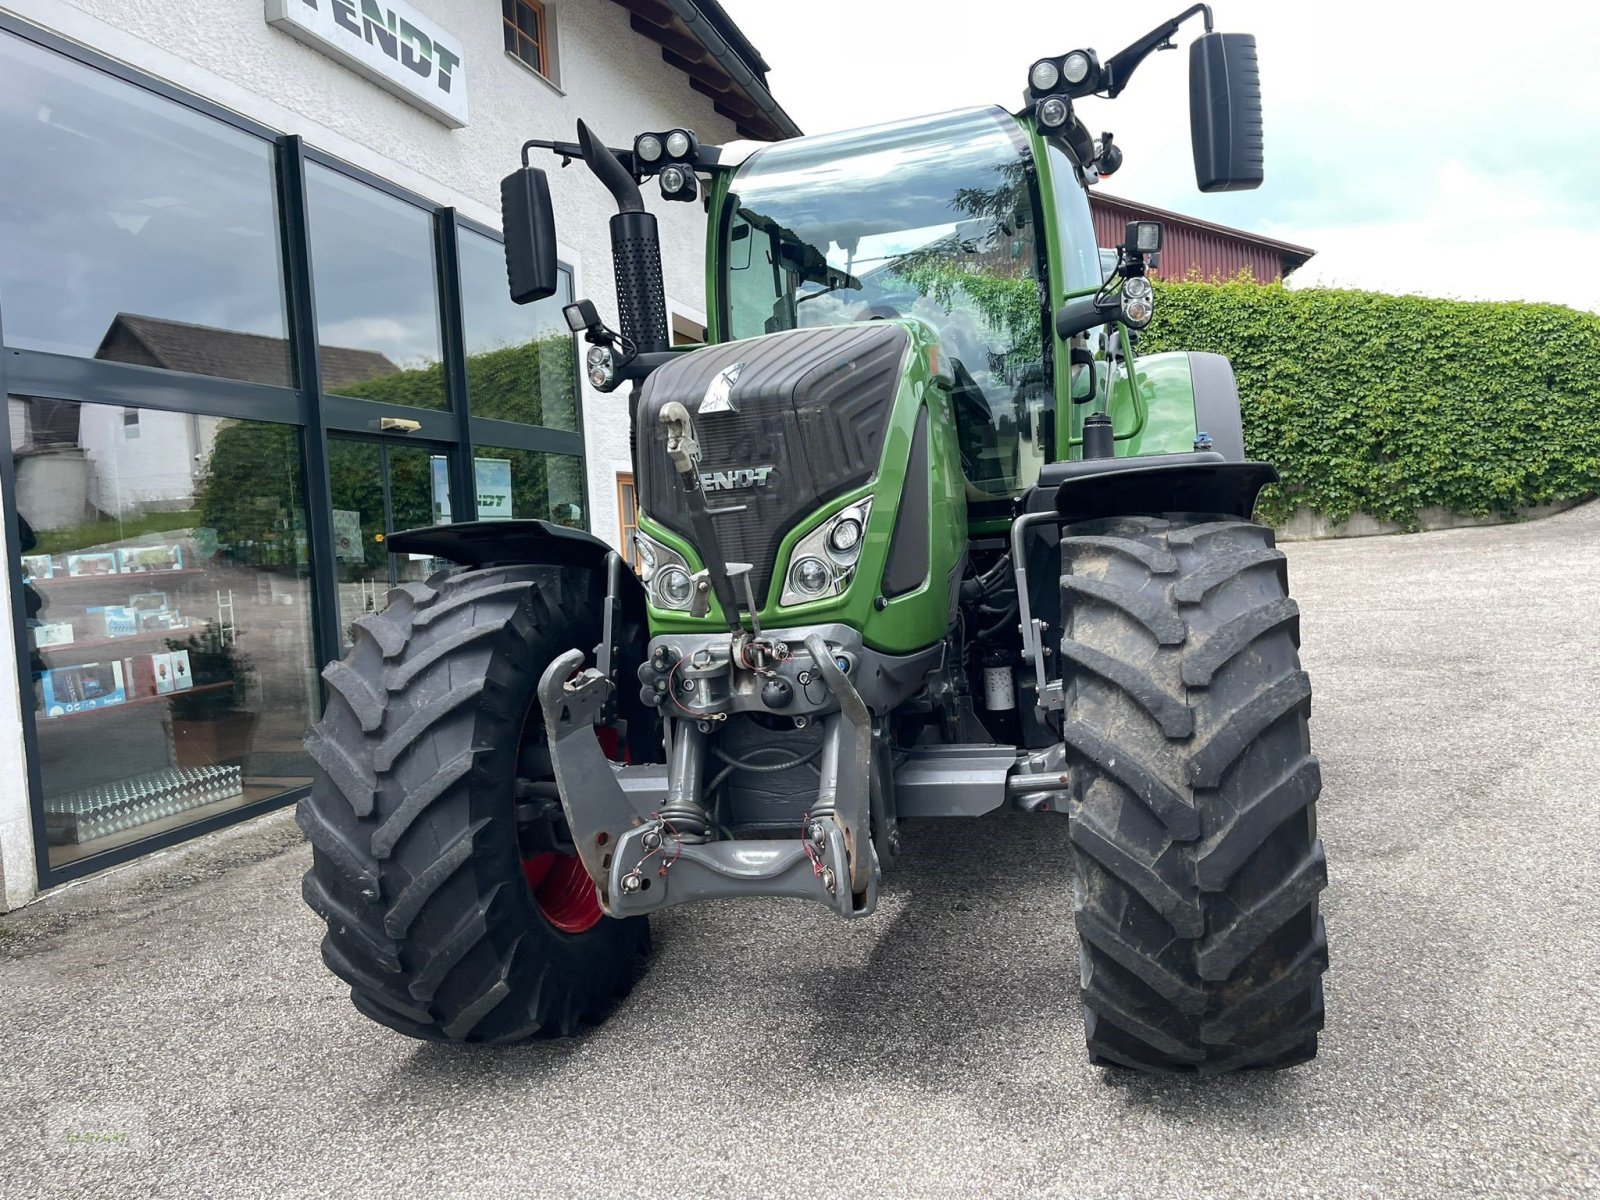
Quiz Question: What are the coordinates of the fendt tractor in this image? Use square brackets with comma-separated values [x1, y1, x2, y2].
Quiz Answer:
[298, 4, 1329, 1074]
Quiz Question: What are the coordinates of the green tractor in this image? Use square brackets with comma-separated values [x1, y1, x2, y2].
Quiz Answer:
[298, 5, 1328, 1074]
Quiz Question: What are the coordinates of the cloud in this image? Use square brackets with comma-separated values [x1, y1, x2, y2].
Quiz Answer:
[722, 0, 1600, 312]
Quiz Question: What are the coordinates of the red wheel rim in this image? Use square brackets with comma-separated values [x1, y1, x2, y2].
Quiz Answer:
[523, 851, 604, 934]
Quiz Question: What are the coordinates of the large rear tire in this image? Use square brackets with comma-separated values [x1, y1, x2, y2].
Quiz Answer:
[297, 563, 651, 1043]
[1059, 515, 1328, 1073]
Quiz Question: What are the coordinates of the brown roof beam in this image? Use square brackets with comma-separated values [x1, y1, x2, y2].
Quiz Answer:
[627, 13, 707, 63]
[689, 75, 757, 119]
[611, 0, 678, 27]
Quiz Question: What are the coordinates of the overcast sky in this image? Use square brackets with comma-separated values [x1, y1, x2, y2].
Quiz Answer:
[719, 0, 1600, 313]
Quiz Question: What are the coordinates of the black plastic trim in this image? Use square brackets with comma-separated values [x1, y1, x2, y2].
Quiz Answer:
[1028, 454, 1278, 521]
[882, 407, 931, 598]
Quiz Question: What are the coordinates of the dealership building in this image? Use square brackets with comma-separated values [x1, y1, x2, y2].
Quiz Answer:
[0, 0, 795, 906]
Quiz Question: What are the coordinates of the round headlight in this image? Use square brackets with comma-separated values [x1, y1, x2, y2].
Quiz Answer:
[827, 517, 863, 558]
[791, 556, 830, 598]
[586, 345, 615, 389]
[634, 535, 657, 578]
[635, 134, 663, 164]
[660, 164, 688, 195]
[1029, 59, 1060, 92]
[1122, 296, 1155, 328]
[665, 129, 692, 159]
[1063, 50, 1092, 84]
[656, 565, 693, 608]
[1123, 275, 1153, 301]
[1036, 96, 1069, 129]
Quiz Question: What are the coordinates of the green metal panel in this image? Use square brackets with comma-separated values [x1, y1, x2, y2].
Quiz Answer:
[641, 321, 964, 655]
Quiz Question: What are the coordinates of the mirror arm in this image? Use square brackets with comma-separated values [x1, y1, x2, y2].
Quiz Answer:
[1101, 3, 1212, 97]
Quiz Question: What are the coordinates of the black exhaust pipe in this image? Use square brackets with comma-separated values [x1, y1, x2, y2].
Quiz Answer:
[575, 120, 670, 355]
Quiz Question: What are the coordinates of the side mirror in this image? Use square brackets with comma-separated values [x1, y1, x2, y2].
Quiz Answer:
[1189, 32, 1264, 193]
[1069, 347, 1097, 403]
[500, 166, 559, 304]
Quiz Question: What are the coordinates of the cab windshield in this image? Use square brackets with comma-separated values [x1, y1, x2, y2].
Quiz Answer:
[721, 107, 1048, 498]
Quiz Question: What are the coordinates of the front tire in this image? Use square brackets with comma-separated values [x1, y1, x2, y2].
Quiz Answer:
[297, 563, 650, 1043]
[1059, 515, 1328, 1073]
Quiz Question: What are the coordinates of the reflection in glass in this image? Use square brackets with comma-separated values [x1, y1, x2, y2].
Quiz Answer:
[0, 31, 290, 384]
[8, 396, 318, 867]
[305, 164, 445, 407]
[723, 106, 1049, 498]
[472, 446, 584, 526]
[327, 437, 453, 650]
[458, 228, 578, 429]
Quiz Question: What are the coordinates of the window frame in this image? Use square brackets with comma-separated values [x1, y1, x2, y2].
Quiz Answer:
[502, 0, 550, 79]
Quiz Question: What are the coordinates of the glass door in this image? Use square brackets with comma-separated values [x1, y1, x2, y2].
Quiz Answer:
[328, 435, 455, 649]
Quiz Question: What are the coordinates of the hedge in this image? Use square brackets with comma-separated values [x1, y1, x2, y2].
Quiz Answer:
[1139, 279, 1600, 528]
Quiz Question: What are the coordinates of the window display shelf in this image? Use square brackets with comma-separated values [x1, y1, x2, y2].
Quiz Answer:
[36, 626, 202, 656]
[26, 568, 207, 589]
[40, 680, 232, 723]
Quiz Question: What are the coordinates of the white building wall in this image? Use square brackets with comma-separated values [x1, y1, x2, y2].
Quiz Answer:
[0, 0, 751, 903]
[0, 0, 740, 546]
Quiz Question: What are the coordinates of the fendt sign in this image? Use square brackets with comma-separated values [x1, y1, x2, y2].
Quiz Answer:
[266, 0, 468, 127]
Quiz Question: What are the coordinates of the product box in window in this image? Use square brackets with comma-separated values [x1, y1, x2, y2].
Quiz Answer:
[40, 661, 127, 717]
[138, 609, 185, 633]
[128, 592, 170, 612]
[32, 622, 75, 649]
[118, 544, 185, 574]
[21, 554, 54, 582]
[150, 650, 195, 695]
[87, 606, 140, 638]
[123, 654, 156, 699]
[66, 552, 119, 578]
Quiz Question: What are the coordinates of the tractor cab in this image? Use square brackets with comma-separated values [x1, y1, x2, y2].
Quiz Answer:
[716, 106, 1059, 506]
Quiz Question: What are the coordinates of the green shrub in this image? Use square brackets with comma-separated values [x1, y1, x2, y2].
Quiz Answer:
[1140, 279, 1600, 527]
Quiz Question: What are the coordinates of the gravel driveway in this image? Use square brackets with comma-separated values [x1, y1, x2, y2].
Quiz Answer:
[3, 504, 1597, 1198]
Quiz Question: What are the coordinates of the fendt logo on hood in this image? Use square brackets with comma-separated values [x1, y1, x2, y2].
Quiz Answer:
[701, 466, 774, 492]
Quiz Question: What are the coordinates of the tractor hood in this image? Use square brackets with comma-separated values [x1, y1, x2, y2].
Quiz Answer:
[635, 322, 909, 607]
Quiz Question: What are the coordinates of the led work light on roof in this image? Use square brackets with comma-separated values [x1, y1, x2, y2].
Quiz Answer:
[634, 133, 663, 164]
[1036, 96, 1070, 129]
[658, 163, 697, 202]
[665, 129, 694, 159]
[1062, 50, 1093, 85]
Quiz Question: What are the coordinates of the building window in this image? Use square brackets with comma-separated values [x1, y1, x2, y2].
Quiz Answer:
[617, 473, 638, 568]
[304, 162, 446, 408]
[471, 445, 584, 527]
[502, 0, 549, 77]
[0, 30, 291, 386]
[9, 397, 318, 871]
[457, 226, 578, 430]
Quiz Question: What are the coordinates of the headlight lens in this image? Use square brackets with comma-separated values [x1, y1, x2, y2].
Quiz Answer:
[791, 557, 830, 597]
[781, 498, 872, 606]
[656, 565, 693, 609]
[1122, 294, 1155, 328]
[586, 345, 615, 389]
[635, 133, 663, 164]
[634, 534, 657, 580]
[1029, 59, 1060, 92]
[1122, 274, 1153, 301]
[827, 517, 863, 559]
[665, 129, 692, 159]
[1063, 50, 1092, 84]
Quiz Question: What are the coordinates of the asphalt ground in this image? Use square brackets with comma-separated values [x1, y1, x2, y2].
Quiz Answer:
[3, 503, 1598, 1199]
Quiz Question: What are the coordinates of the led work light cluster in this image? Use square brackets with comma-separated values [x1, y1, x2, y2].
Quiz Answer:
[633, 128, 700, 202]
[781, 499, 873, 607]
[1026, 49, 1102, 129]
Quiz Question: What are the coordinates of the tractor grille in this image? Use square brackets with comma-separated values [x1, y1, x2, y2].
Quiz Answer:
[636, 323, 907, 605]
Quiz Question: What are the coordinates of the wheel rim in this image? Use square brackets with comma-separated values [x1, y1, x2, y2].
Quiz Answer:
[522, 851, 604, 934]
